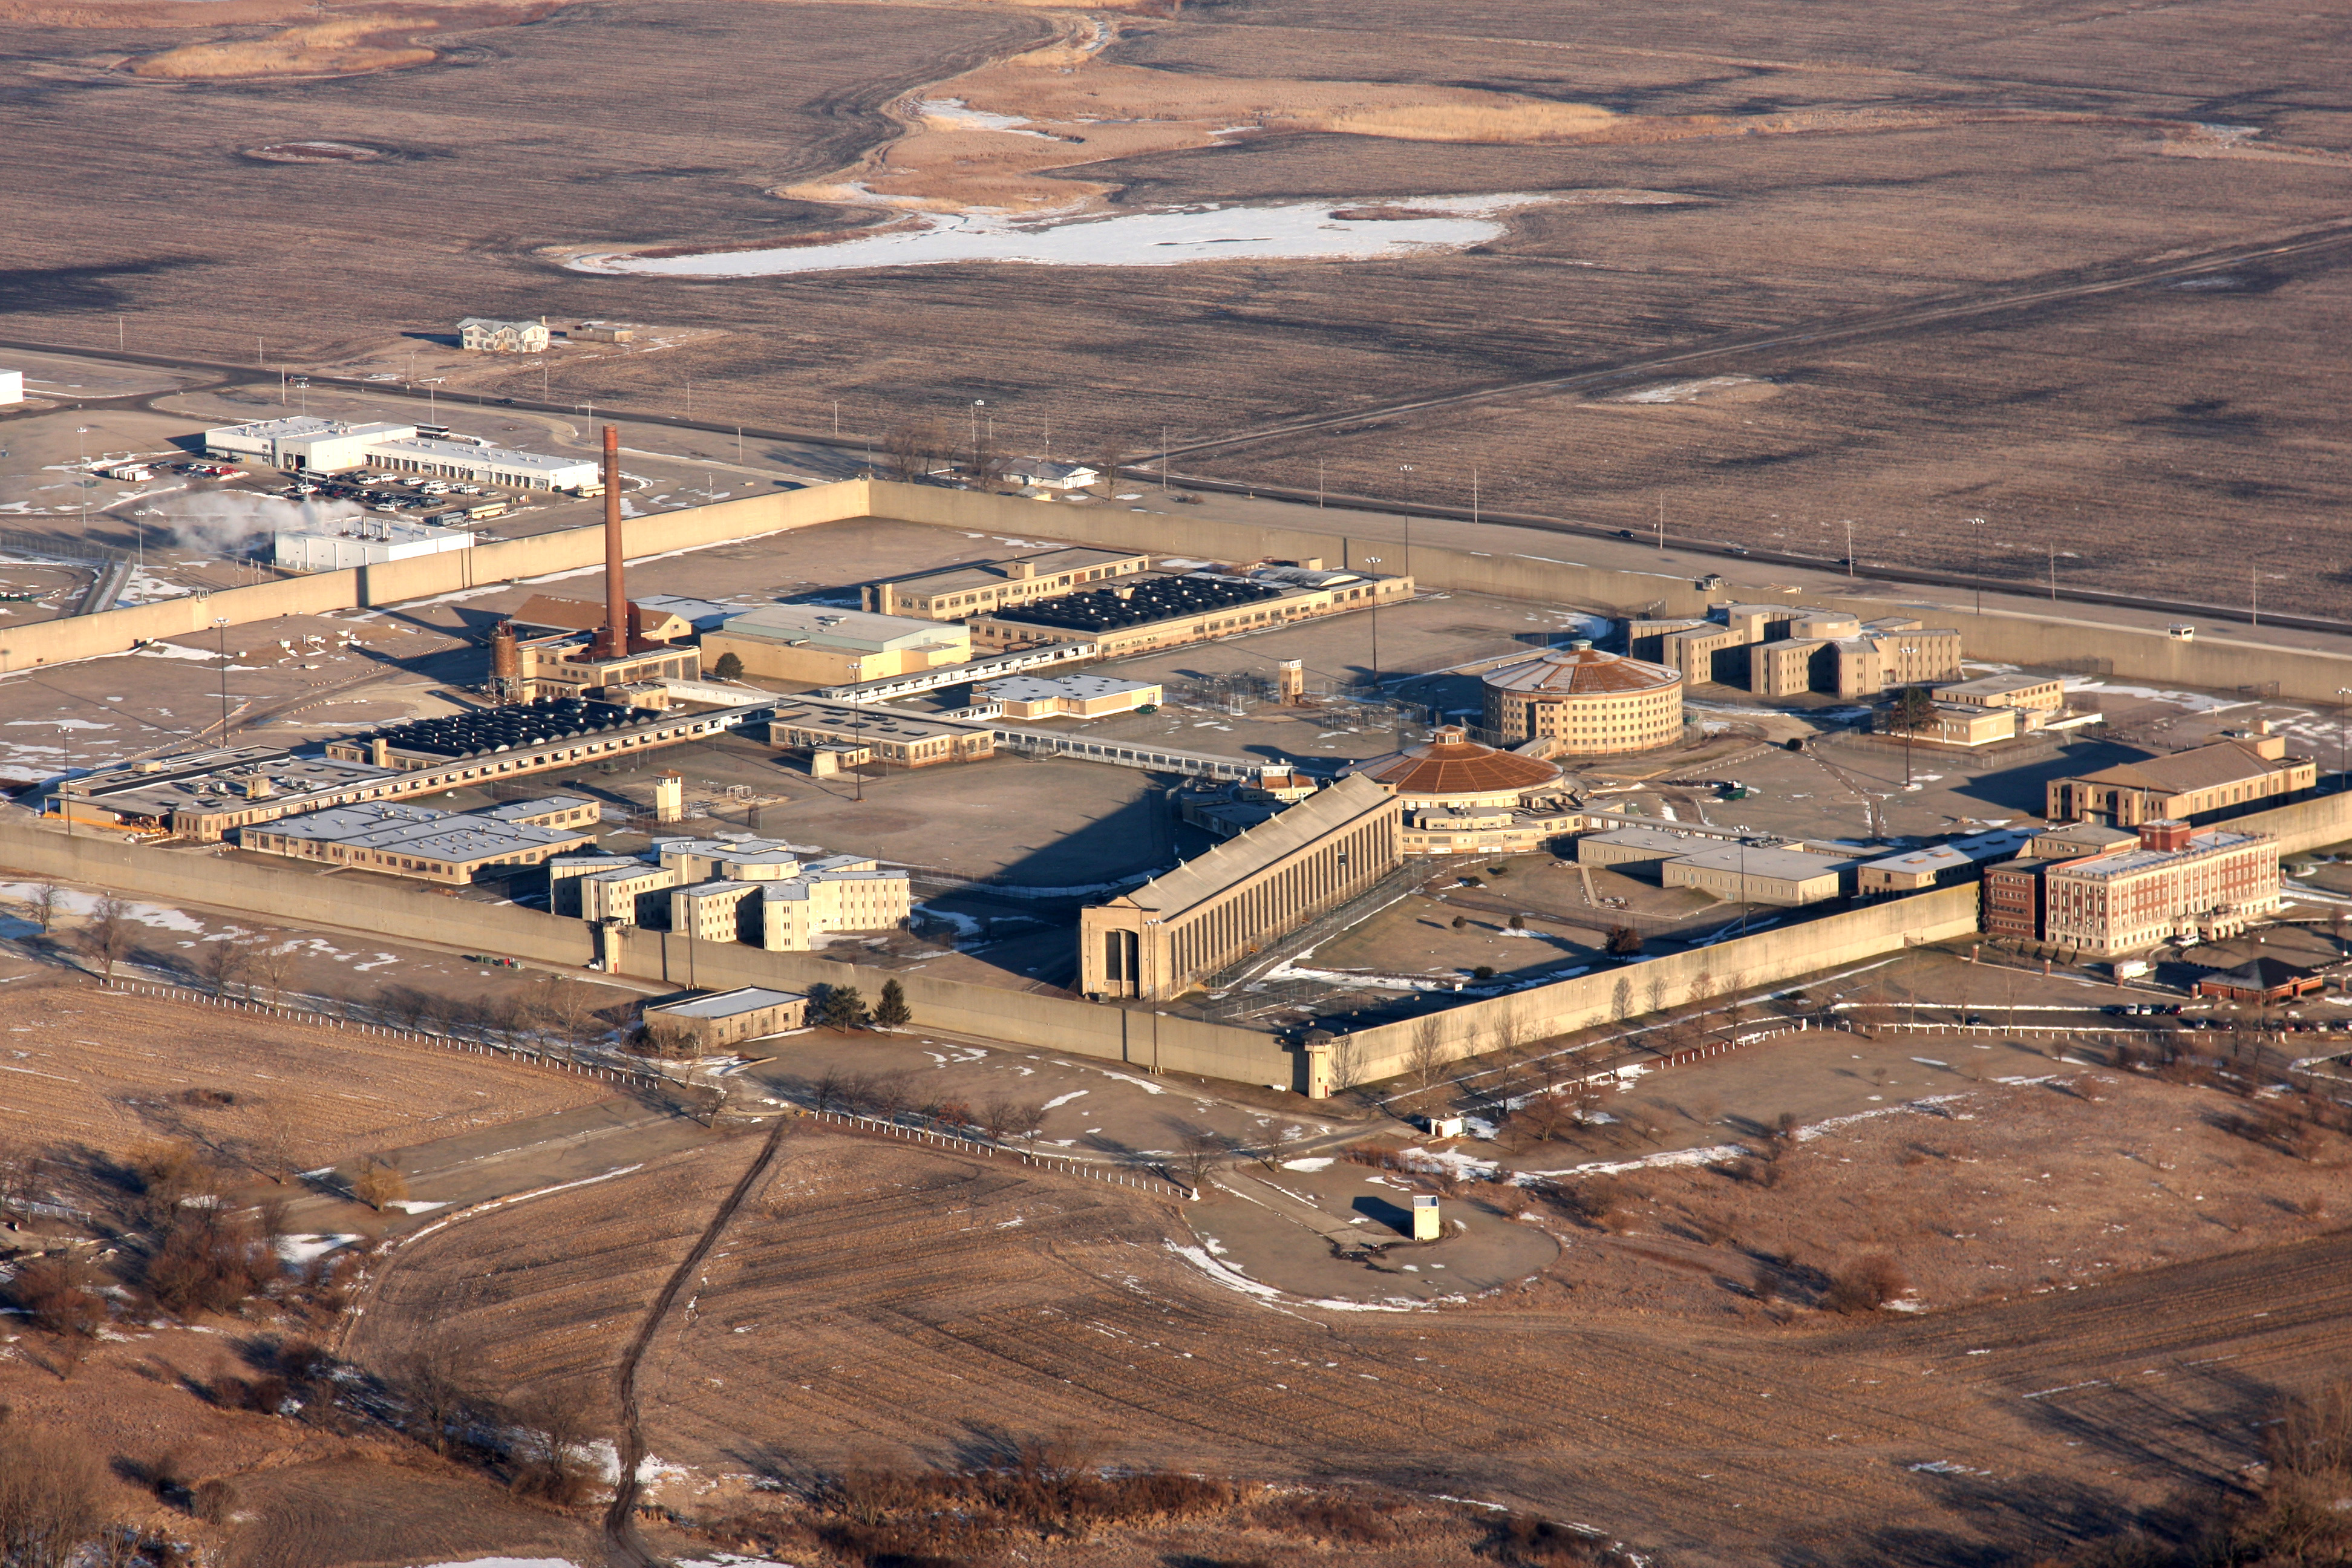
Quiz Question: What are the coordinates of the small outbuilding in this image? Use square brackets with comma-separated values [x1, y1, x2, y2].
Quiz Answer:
[2191, 956, 2326, 1005]
[640, 985, 809, 1052]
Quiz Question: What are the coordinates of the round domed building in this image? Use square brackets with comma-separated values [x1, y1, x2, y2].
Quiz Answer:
[1342, 726, 1563, 808]
[1481, 640, 1684, 754]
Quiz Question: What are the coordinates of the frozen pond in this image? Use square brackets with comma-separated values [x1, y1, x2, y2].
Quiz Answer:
[569, 192, 1568, 279]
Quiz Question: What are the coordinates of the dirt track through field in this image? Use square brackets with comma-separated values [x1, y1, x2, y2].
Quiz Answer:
[601, 1114, 794, 1568]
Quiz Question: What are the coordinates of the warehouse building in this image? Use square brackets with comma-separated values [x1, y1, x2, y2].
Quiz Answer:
[863, 546, 1149, 619]
[201, 415, 594, 488]
[367, 434, 597, 491]
[1575, 825, 1717, 871]
[969, 566, 1411, 658]
[1480, 642, 1685, 752]
[1081, 773, 1402, 1001]
[273, 517, 476, 573]
[237, 795, 596, 883]
[701, 604, 971, 686]
[2046, 732, 2316, 826]
[1661, 843, 1861, 906]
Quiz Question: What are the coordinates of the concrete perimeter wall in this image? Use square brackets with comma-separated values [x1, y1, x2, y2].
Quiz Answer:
[0, 482, 870, 671]
[2222, 790, 2352, 857]
[0, 817, 1303, 1089]
[13, 476, 2352, 703]
[1331, 884, 1987, 1085]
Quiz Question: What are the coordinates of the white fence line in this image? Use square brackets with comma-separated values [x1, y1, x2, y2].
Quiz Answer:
[102, 981, 665, 1091]
[801, 1108, 1195, 1200]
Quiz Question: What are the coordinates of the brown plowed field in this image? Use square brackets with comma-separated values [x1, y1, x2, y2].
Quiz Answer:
[348, 1119, 2352, 1567]
[0, 982, 616, 1172]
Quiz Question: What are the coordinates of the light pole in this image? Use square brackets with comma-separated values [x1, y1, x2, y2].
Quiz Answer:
[970, 400, 985, 481]
[214, 616, 232, 740]
[1844, 518, 1855, 580]
[2337, 689, 2351, 790]
[419, 378, 443, 422]
[74, 426, 90, 537]
[1360, 554, 1383, 696]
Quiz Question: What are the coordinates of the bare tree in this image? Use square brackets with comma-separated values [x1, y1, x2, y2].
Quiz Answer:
[0, 1419, 109, 1568]
[0, 1139, 39, 1224]
[246, 1102, 301, 1186]
[199, 936, 249, 998]
[1646, 968, 1671, 1019]
[1172, 1127, 1225, 1191]
[390, 1338, 475, 1456]
[1406, 1014, 1449, 1091]
[1610, 974, 1634, 1028]
[1325, 1033, 1365, 1094]
[1093, 438, 1126, 497]
[248, 936, 297, 1007]
[507, 1382, 601, 1504]
[22, 883, 60, 933]
[80, 893, 134, 984]
[349, 1155, 408, 1212]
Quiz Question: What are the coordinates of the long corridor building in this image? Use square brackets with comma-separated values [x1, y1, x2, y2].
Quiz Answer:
[1080, 773, 1402, 1001]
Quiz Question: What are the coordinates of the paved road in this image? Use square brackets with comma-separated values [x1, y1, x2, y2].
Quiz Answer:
[12, 212, 2352, 638]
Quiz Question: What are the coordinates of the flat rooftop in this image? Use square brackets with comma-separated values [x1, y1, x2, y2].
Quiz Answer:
[62, 746, 396, 820]
[982, 673, 1158, 702]
[252, 799, 590, 861]
[2051, 829, 2267, 880]
[368, 436, 589, 475]
[648, 985, 807, 1018]
[720, 604, 967, 653]
[1671, 844, 1860, 880]
[887, 546, 1143, 596]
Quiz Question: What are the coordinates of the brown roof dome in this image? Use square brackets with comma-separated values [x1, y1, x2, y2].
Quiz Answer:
[1346, 727, 1563, 799]
[1483, 642, 1680, 696]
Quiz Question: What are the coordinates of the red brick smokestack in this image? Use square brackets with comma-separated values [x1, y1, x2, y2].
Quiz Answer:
[599, 424, 626, 659]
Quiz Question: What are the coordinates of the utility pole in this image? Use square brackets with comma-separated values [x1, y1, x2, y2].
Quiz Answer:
[2336, 688, 2351, 791]
[2049, 546, 2057, 601]
[116, 316, 124, 352]
[1656, 494, 1664, 552]
[832, 400, 840, 438]
[1317, 458, 1325, 508]
[74, 426, 89, 538]
[1472, 466, 1480, 526]
[2251, 568, 2259, 627]
[1844, 518, 1855, 579]
[1161, 423, 1170, 491]
[214, 616, 232, 739]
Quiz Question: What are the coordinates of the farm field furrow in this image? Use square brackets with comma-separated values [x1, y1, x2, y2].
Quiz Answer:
[348, 1122, 2352, 1566]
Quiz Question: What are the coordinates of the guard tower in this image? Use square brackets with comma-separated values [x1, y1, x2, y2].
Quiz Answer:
[1411, 1194, 1442, 1242]
[1277, 659, 1305, 705]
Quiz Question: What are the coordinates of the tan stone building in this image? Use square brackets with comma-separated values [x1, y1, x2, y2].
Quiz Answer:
[701, 606, 971, 686]
[980, 673, 1161, 719]
[2046, 733, 2315, 826]
[765, 701, 995, 768]
[237, 795, 597, 884]
[1081, 773, 1402, 1000]
[1627, 603, 1961, 699]
[863, 547, 1149, 619]
[1480, 644, 1684, 752]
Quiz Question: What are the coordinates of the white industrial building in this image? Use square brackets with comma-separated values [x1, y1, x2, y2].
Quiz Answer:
[273, 516, 477, 572]
[366, 434, 597, 491]
[0, 370, 22, 406]
[201, 416, 596, 490]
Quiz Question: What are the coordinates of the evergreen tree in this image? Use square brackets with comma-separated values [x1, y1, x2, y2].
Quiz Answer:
[816, 985, 867, 1031]
[873, 978, 912, 1028]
